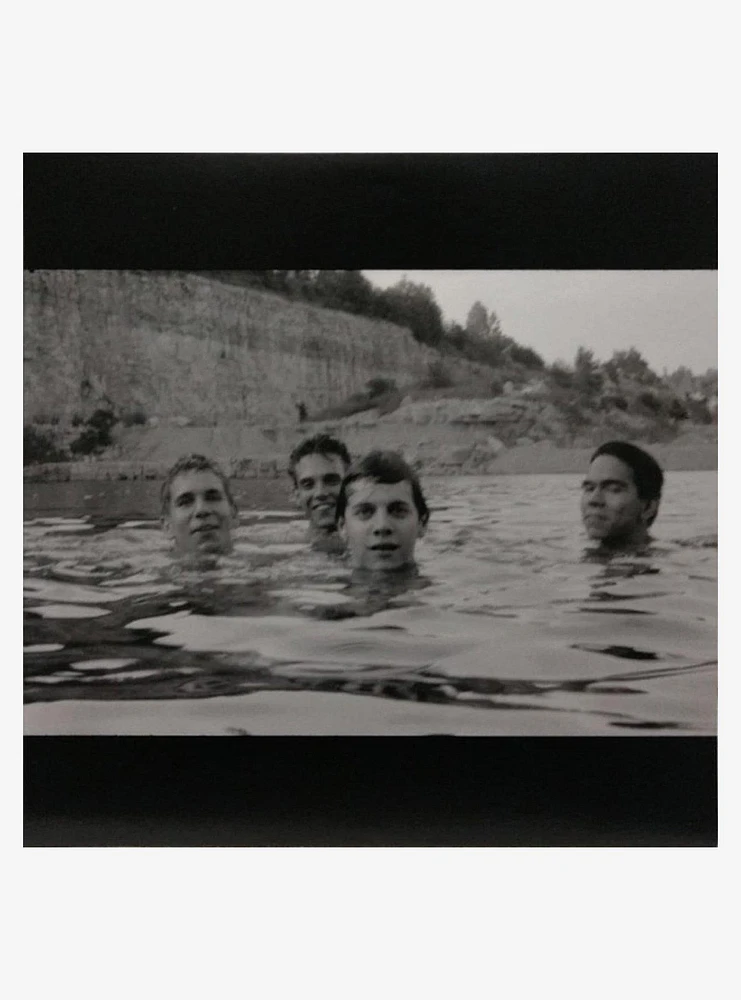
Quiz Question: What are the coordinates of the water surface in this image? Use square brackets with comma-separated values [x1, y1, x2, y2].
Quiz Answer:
[23, 472, 717, 735]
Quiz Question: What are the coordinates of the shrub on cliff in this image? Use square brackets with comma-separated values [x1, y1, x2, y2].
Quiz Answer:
[367, 378, 398, 398]
[121, 405, 147, 427]
[24, 426, 68, 465]
[548, 362, 575, 391]
[424, 360, 455, 389]
[507, 343, 545, 369]
[69, 408, 118, 456]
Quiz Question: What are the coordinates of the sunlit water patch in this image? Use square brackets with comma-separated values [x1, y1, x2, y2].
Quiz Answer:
[23, 473, 717, 734]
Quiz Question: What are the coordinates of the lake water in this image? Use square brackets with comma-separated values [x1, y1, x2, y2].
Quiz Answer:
[23, 472, 717, 735]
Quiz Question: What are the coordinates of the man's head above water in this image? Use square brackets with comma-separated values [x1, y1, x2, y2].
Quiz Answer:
[336, 450, 429, 574]
[161, 454, 238, 558]
[581, 441, 664, 550]
[288, 434, 351, 535]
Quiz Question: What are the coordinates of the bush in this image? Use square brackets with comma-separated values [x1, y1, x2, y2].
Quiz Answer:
[686, 398, 713, 425]
[69, 408, 118, 456]
[423, 360, 454, 389]
[366, 377, 398, 398]
[508, 344, 545, 369]
[637, 390, 664, 415]
[121, 406, 147, 427]
[601, 394, 629, 412]
[24, 426, 68, 465]
[548, 363, 575, 391]
[667, 397, 689, 421]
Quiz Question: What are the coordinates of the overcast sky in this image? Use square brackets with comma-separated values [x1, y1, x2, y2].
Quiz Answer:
[363, 271, 717, 374]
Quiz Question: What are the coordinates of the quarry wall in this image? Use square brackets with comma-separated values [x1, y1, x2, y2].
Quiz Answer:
[23, 270, 438, 424]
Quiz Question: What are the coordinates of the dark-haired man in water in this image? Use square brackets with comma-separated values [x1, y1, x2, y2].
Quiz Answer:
[288, 433, 351, 551]
[580, 441, 664, 554]
[336, 450, 429, 577]
[161, 454, 238, 561]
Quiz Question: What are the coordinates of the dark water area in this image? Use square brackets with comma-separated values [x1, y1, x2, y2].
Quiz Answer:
[24, 477, 291, 521]
[23, 473, 717, 735]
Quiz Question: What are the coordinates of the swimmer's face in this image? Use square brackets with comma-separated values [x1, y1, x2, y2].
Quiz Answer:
[164, 470, 237, 557]
[580, 454, 657, 546]
[340, 477, 425, 572]
[293, 452, 347, 531]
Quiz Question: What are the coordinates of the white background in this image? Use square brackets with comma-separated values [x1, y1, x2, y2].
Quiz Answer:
[6, 2, 734, 998]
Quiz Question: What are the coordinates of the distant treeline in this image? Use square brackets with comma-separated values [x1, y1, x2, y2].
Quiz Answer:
[188, 270, 716, 420]
[194, 269, 547, 371]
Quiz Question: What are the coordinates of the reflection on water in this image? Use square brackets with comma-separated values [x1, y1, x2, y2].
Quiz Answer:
[23, 473, 717, 735]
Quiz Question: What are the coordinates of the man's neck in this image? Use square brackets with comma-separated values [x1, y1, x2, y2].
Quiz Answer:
[597, 527, 651, 555]
[308, 525, 344, 553]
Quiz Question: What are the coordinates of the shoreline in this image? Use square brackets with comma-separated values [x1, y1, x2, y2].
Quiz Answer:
[23, 438, 717, 482]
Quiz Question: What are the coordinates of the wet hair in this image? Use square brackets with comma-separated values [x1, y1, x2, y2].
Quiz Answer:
[590, 441, 664, 524]
[160, 454, 236, 517]
[336, 450, 430, 526]
[288, 434, 351, 484]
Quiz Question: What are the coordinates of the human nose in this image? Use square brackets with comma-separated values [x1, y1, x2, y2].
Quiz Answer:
[371, 510, 393, 534]
[587, 488, 605, 507]
[193, 495, 210, 516]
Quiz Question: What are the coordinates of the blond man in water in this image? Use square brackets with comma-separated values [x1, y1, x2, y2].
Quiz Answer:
[161, 454, 238, 559]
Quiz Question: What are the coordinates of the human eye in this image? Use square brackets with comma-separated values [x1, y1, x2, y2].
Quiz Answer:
[176, 493, 194, 507]
[353, 504, 374, 520]
[299, 478, 314, 490]
[205, 490, 223, 502]
[324, 474, 341, 486]
[389, 502, 411, 518]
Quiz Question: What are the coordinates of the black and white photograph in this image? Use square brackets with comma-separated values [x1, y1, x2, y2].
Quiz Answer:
[23, 267, 717, 737]
[22, 152, 718, 849]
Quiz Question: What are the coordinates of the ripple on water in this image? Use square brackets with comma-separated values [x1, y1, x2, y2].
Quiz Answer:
[28, 604, 111, 619]
[70, 658, 140, 671]
[23, 475, 717, 734]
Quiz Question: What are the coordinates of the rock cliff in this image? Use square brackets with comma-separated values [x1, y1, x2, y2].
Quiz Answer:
[23, 270, 438, 424]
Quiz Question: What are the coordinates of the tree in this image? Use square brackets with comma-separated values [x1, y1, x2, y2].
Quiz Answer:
[310, 270, 375, 314]
[549, 361, 575, 390]
[507, 343, 544, 370]
[466, 301, 490, 338]
[445, 322, 467, 352]
[465, 301, 503, 340]
[665, 365, 695, 396]
[603, 347, 659, 385]
[573, 346, 604, 398]
[376, 277, 445, 346]
[667, 397, 689, 421]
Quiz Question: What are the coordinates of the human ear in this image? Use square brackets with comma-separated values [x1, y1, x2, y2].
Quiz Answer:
[338, 516, 347, 541]
[162, 516, 174, 540]
[643, 498, 659, 525]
